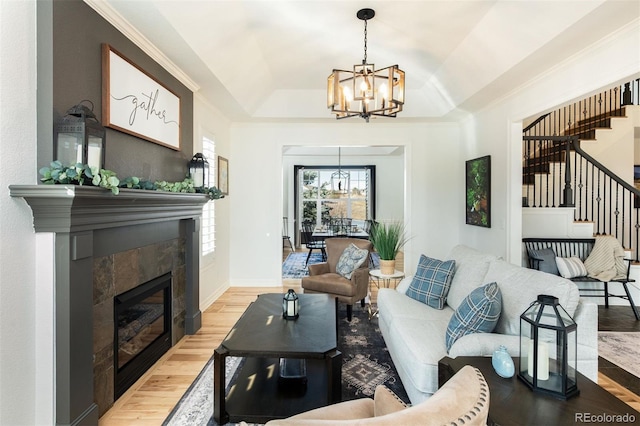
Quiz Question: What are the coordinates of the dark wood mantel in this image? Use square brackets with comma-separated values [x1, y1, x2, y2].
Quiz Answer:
[10, 184, 209, 426]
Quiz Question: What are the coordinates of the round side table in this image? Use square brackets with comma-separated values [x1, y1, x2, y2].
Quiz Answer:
[368, 269, 405, 319]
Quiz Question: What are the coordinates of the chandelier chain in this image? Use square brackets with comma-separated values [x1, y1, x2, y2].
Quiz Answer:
[363, 18, 368, 64]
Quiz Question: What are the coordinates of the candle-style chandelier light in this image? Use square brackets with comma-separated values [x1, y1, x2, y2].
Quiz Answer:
[327, 8, 405, 122]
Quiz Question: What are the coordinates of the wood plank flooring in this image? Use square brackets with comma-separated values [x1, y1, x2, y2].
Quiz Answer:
[99, 248, 639, 424]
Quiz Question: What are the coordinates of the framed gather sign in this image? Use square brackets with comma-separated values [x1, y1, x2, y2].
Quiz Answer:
[102, 44, 181, 150]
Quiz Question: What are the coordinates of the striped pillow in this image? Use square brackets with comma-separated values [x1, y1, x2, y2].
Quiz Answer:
[555, 256, 587, 278]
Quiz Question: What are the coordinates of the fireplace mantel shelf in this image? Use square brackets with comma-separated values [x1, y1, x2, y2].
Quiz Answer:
[10, 184, 210, 233]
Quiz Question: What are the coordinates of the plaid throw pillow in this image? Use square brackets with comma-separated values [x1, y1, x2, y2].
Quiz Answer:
[445, 282, 502, 352]
[405, 255, 455, 309]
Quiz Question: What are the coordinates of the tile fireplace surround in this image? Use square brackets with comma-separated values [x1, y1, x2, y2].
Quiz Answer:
[10, 185, 210, 426]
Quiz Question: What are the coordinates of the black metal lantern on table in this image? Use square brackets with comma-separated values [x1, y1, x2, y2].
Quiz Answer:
[188, 153, 209, 191]
[518, 294, 579, 399]
[55, 101, 105, 170]
[283, 289, 299, 320]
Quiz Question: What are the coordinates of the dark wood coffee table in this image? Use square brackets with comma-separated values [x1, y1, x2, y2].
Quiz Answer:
[439, 356, 639, 426]
[213, 293, 342, 424]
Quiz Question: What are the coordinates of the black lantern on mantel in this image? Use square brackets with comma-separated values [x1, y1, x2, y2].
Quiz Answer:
[188, 153, 209, 191]
[518, 295, 579, 400]
[283, 289, 299, 320]
[55, 100, 105, 170]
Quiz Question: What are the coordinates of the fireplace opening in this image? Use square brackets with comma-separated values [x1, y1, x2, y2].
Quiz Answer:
[114, 272, 172, 398]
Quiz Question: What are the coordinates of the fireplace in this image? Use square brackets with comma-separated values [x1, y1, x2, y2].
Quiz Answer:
[10, 184, 208, 425]
[114, 273, 172, 398]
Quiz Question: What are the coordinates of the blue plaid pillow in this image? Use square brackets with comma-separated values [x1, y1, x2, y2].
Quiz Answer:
[405, 255, 456, 309]
[445, 282, 502, 352]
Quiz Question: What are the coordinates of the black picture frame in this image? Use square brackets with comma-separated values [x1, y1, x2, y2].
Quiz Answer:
[465, 155, 491, 228]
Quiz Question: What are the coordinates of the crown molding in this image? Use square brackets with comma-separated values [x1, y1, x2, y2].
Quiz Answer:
[83, 0, 200, 93]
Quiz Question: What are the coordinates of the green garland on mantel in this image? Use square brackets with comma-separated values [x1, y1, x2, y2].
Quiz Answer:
[39, 161, 225, 200]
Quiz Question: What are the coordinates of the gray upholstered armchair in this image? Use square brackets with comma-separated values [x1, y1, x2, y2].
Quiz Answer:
[301, 238, 372, 321]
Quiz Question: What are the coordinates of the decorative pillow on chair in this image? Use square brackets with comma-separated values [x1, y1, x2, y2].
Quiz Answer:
[445, 282, 502, 352]
[405, 254, 456, 309]
[336, 243, 369, 280]
[555, 256, 587, 279]
[528, 247, 559, 275]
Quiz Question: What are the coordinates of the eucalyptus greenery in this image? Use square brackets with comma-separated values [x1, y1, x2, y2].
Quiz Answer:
[39, 161, 120, 194]
[368, 221, 409, 261]
[39, 161, 225, 200]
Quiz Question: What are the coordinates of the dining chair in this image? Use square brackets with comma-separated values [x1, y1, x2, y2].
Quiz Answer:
[301, 221, 327, 265]
[282, 217, 294, 252]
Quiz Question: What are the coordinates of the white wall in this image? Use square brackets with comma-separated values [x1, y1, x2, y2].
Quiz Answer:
[462, 19, 640, 265]
[0, 1, 50, 424]
[193, 94, 233, 310]
[229, 122, 463, 286]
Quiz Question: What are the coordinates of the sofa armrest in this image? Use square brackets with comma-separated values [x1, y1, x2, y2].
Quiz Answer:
[448, 333, 520, 358]
[308, 262, 329, 276]
[573, 298, 598, 351]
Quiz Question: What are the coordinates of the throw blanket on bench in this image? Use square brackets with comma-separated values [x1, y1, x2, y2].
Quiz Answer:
[584, 235, 627, 282]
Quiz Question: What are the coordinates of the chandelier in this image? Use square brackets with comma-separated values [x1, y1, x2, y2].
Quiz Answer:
[331, 147, 350, 194]
[327, 8, 405, 122]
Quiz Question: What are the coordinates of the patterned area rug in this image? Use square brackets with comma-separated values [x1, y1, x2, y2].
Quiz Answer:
[282, 252, 380, 279]
[281, 252, 324, 278]
[598, 331, 640, 378]
[163, 304, 407, 425]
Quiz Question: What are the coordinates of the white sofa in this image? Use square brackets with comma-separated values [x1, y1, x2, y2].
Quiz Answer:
[377, 245, 598, 405]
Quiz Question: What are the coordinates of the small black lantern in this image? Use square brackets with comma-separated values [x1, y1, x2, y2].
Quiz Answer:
[55, 101, 105, 170]
[188, 153, 209, 191]
[518, 295, 579, 400]
[283, 289, 299, 320]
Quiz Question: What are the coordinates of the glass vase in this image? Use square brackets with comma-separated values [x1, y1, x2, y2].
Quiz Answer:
[492, 345, 515, 378]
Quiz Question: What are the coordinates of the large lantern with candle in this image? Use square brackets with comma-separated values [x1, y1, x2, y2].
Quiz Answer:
[188, 153, 209, 191]
[55, 101, 105, 170]
[518, 294, 579, 399]
[283, 289, 299, 320]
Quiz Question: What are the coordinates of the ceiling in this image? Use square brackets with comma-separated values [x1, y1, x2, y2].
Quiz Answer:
[94, 1, 638, 123]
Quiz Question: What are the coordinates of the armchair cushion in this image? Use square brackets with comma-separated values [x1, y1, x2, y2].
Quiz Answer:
[336, 243, 369, 280]
[405, 255, 455, 309]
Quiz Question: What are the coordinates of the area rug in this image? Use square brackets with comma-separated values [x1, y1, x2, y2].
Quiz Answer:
[282, 252, 380, 279]
[598, 331, 640, 378]
[163, 304, 407, 425]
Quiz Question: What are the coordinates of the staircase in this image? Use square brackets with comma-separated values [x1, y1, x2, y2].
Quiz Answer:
[522, 79, 640, 260]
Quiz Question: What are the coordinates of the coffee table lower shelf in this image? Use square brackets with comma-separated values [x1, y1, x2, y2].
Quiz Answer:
[222, 357, 336, 424]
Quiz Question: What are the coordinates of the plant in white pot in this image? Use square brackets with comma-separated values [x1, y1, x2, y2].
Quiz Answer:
[368, 221, 408, 275]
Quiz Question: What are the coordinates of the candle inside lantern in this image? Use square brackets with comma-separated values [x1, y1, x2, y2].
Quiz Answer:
[527, 339, 550, 380]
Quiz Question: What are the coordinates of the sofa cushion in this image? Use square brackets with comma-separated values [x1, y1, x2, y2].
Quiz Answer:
[446, 245, 500, 311]
[556, 256, 587, 279]
[405, 255, 455, 309]
[445, 282, 502, 352]
[335, 243, 369, 279]
[484, 259, 580, 335]
[528, 247, 559, 275]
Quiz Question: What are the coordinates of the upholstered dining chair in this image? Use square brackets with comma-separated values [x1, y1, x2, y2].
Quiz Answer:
[301, 237, 372, 321]
[301, 221, 327, 265]
[264, 365, 489, 425]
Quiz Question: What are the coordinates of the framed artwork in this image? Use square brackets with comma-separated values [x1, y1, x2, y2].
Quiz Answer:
[218, 156, 229, 195]
[465, 155, 491, 228]
[102, 44, 181, 150]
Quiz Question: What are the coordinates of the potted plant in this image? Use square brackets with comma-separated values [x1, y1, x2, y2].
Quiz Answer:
[368, 221, 408, 275]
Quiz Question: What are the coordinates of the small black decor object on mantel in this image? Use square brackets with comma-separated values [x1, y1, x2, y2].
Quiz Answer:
[283, 289, 299, 320]
[55, 100, 106, 170]
[518, 294, 579, 400]
[188, 153, 209, 191]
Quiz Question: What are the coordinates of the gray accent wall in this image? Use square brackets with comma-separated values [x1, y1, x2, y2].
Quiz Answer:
[49, 0, 194, 182]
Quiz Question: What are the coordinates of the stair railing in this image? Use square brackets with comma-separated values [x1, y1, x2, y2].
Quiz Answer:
[522, 78, 640, 259]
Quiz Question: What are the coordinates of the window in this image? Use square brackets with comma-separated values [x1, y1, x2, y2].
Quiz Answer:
[201, 136, 216, 255]
[296, 165, 375, 228]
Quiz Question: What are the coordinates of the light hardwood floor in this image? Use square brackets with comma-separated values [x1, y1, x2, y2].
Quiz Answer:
[99, 247, 639, 424]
